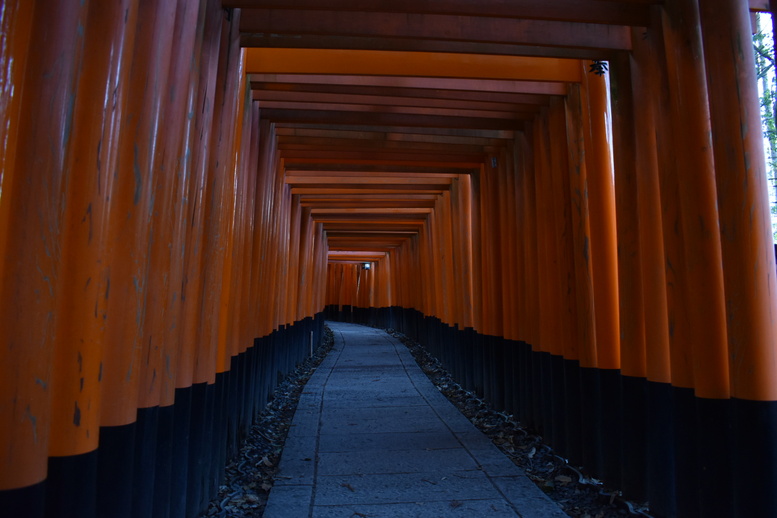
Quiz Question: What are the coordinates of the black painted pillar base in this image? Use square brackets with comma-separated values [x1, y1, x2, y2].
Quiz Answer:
[732, 398, 777, 517]
[672, 386, 698, 518]
[96, 423, 137, 518]
[620, 375, 647, 502]
[579, 367, 603, 477]
[0, 482, 46, 518]
[132, 406, 160, 518]
[563, 359, 582, 466]
[599, 369, 622, 488]
[550, 354, 566, 458]
[695, 396, 733, 518]
[646, 381, 676, 518]
[46, 450, 98, 518]
[153, 403, 176, 518]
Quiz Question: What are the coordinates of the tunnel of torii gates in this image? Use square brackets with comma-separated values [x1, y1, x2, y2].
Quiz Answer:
[5, 0, 777, 517]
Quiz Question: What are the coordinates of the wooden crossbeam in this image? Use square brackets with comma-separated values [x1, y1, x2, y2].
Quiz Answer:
[245, 49, 582, 83]
[239, 10, 632, 51]
[224, 0, 651, 26]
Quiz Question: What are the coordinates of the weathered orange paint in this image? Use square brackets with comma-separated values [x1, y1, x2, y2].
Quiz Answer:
[204, 26, 244, 375]
[519, 131, 540, 349]
[700, 0, 777, 401]
[0, 0, 87, 489]
[580, 64, 621, 371]
[610, 53, 647, 379]
[564, 84, 597, 369]
[548, 98, 580, 361]
[661, 0, 729, 398]
[176, 0, 224, 389]
[533, 113, 557, 354]
[137, 0, 206, 410]
[100, 0, 178, 426]
[51, 0, 140, 454]
[245, 48, 582, 83]
[630, 22, 672, 385]
[0, 0, 33, 290]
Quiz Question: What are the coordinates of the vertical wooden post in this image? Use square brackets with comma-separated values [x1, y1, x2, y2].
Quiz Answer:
[0, 2, 86, 515]
[565, 82, 602, 475]
[580, 64, 621, 372]
[661, 1, 733, 514]
[629, 15, 678, 516]
[48, 2, 140, 516]
[98, 1, 178, 516]
[700, 1, 777, 515]
[609, 53, 642, 491]
[534, 110, 562, 443]
[520, 129, 541, 429]
[0, 0, 34, 290]
[548, 97, 583, 465]
[580, 66, 621, 482]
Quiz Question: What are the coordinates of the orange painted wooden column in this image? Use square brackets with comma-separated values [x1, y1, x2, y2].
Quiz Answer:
[0, 0, 33, 291]
[513, 133, 531, 347]
[630, 24, 671, 390]
[419, 217, 434, 319]
[469, 168, 484, 336]
[629, 20, 674, 513]
[439, 190, 457, 327]
[137, 0, 201, 414]
[101, 0, 178, 425]
[229, 67, 257, 359]
[608, 53, 642, 490]
[661, 0, 729, 401]
[285, 195, 302, 325]
[215, 48, 248, 372]
[659, 1, 731, 515]
[580, 64, 620, 372]
[548, 98, 579, 366]
[548, 96, 584, 464]
[700, 0, 777, 402]
[699, 1, 777, 515]
[197, 8, 241, 382]
[520, 131, 541, 351]
[237, 103, 261, 349]
[460, 175, 476, 330]
[448, 180, 466, 328]
[610, 55, 645, 384]
[481, 163, 496, 338]
[50, 0, 140, 475]
[565, 79, 608, 475]
[495, 151, 514, 409]
[0, 0, 87, 501]
[609, 32, 645, 503]
[177, 0, 224, 390]
[564, 84, 597, 370]
[314, 222, 329, 314]
[250, 119, 279, 338]
[535, 111, 563, 359]
[296, 207, 314, 321]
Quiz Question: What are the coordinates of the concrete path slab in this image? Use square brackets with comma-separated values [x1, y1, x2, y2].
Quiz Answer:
[265, 322, 568, 518]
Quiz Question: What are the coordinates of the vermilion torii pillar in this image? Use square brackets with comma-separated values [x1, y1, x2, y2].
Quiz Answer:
[701, 1, 777, 515]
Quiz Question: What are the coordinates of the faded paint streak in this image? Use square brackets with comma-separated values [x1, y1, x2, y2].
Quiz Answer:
[133, 144, 142, 205]
[24, 406, 38, 443]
